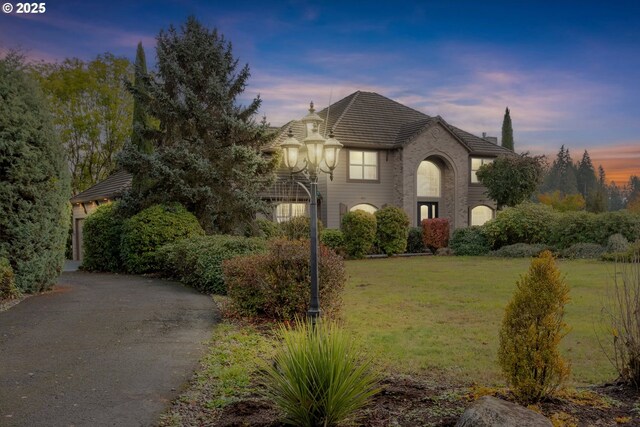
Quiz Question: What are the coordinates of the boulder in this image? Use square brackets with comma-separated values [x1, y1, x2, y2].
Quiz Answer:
[455, 396, 553, 427]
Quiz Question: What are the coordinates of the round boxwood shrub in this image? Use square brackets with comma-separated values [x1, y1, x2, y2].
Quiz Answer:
[483, 203, 556, 249]
[374, 206, 409, 255]
[320, 229, 345, 254]
[120, 204, 204, 274]
[341, 211, 377, 259]
[450, 227, 490, 256]
[407, 227, 428, 253]
[81, 203, 125, 272]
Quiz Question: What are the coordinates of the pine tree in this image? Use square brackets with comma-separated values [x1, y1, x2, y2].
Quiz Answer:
[576, 150, 596, 198]
[608, 182, 625, 211]
[501, 107, 514, 150]
[0, 53, 71, 292]
[541, 145, 578, 195]
[117, 17, 277, 233]
[590, 165, 608, 213]
[131, 42, 152, 155]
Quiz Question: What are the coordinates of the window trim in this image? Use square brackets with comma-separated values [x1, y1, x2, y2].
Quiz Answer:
[349, 203, 378, 214]
[469, 157, 495, 185]
[346, 149, 380, 183]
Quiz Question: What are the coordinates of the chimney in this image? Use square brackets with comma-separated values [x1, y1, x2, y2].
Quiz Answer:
[482, 132, 498, 144]
[482, 132, 487, 138]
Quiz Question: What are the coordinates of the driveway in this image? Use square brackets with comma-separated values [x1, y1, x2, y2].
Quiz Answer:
[0, 271, 218, 426]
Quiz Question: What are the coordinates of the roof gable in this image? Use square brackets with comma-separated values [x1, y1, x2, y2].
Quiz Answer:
[69, 170, 132, 203]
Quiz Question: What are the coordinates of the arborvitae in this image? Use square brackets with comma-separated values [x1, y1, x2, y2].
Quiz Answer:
[0, 53, 71, 292]
[498, 251, 570, 403]
[131, 42, 152, 155]
[501, 107, 514, 150]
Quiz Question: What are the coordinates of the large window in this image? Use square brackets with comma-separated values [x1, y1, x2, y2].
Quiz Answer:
[471, 157, 494, 183]
[276, 203, 306, 223]
[350, 203, 378, 214]
[471, 205, 494, 226]
[417, 160, 441, 197]
[349, 150, 378, 181]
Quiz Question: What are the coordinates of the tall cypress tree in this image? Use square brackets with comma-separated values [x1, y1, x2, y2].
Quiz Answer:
[131, 42, 152, 154]
[501, 107, 514, 150]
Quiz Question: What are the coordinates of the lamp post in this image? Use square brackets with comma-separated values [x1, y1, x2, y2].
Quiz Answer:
[280, 102, 343, 324]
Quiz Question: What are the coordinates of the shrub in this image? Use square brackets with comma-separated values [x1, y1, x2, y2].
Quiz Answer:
[483, 202, 556, 249]
[593, 211, 640, 244]
[406, 227, 428, 254]
[450, 227, 490, 256]
[280, 216, 323, 240]
[498, 251, 570, 403]
[262, 319, 380, 427]
[422, 218, 450, 252]
[490, 243, 553, 258]
[120, 204, 204, 274]
[435, 247, 453, 256]
[0, 54, 70, 293]
[255, 218, 284, 239]
[602, 240, 640, 263]
[81, 203, 125, 272]
[0, 257, 19, 300]
[224, 239, 346, 320]
[560, 243, 606, 259]
[607, 234, 630, 253]
[341, 211, 377, 259]
[602, 255, 640, 387]
[320, 229, 345, 254]
[158, 235, 267, 294]
[374, 206, 409, 255]
[550, 211, 598, 249]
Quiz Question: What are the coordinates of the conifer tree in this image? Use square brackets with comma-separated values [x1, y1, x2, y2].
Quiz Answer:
[0, 53, 71, 292]
[590, 165, 608, 213]
[117, 17, 277, 233]
[608, 182, 625, 211]
[576, 150, 596, 199]
[541, 145, 578, 195]
[131, 42, 152, 155]
[501, 107, 514, 150]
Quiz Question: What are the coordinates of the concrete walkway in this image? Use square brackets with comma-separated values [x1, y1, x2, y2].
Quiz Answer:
[0, 272, 218, 427]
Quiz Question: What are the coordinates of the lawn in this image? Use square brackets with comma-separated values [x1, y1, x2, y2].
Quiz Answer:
[342, 256, 619, 386]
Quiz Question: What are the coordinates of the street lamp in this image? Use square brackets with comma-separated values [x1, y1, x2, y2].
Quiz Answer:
[280, 102, 343, 324]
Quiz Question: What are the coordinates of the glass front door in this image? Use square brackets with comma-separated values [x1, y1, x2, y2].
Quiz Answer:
[418, 202, 438, 225]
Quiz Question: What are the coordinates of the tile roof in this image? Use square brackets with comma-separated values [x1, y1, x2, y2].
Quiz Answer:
[273, 91, 512, 155]
[69, 170, 132, 203]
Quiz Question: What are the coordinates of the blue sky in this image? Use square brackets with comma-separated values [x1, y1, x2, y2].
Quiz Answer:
[2, 0, 639, 183]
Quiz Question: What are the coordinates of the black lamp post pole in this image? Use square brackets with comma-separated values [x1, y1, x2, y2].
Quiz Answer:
[308, 174, 320, 325]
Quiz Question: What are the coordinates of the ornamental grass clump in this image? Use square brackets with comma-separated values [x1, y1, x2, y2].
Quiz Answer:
[262, 319, 380, 427]
[498, 250, 571, 403]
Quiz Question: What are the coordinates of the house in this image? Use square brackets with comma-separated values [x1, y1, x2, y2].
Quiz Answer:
[269, 91, 512, 229]
[69, 170, 132, 261]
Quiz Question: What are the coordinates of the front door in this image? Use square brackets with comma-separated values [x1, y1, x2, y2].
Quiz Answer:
[418, 202, 438, 225]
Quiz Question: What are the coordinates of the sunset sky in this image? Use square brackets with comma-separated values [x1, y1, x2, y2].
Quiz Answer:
[1, 0, 638, 185]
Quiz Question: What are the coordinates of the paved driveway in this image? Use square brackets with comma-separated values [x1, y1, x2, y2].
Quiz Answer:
[0, 272, 218, 427]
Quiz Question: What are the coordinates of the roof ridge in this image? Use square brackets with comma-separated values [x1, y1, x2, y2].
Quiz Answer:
[331, 90, 360, 131]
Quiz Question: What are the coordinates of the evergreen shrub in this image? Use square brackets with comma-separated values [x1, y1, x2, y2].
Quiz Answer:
[602, 240, 640, 263]
[560, 243, 606, 259]
[407, 227, 428, 253]
[483, 202, 556, 249]
[341, 211, 377, 259]
[498, 251, 570, 403]
[593, 211, 640, 244]
[320, 229, 345, 254]
[607, 234, 630, 253]
[450, 227, 490, 256]
[490, 243, 552, 258]
[0, 54, 71, 292]
[550, 211, 598, 248]
[0, 257, 19, 299]
[262, 319, 380, 427]
[374, 206, 409, 255]
[120, 204, 204, 274]
[422, 218, 450, 252]
[81, 203, 125, 272]
[158, 235, 267, 294]
[281, 216, 323, 240]
[224, 239, 345, 320]
[255, 218, 284, 239]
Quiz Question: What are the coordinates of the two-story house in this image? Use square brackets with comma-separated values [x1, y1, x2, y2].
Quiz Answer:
[269, 91, 512, 229]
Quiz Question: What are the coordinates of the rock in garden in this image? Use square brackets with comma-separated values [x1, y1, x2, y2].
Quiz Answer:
[455, 396, 552, 427]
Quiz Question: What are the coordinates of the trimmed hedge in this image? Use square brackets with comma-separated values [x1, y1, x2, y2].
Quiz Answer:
[560, 243, 606, 259]
[120, 204, 204, 274]
[375, 206, 409, 256]
[483, 203, 556, 249]
[341, 211, 377, 259]
[490, 243, 553, 258]
[0, 257, 19, 299]
[407, 227, 428, 253]
[450, 227, 490, 256]
[320, 229, 345, 254]
[224, 239, 346, 320]
[422, 218, 450, 252]
[81, 203, 125, 272]
[158, 235, 267, 294]
[550, 211, 598, 249]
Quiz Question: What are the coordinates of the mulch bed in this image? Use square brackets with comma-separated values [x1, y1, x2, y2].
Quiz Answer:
[163, 374, 639, 426]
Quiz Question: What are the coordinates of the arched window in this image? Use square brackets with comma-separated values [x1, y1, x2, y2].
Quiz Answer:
[417, 160, 441, 197]
[350, 203, 378, 214]
[276, 203, 307, 223]
[471, 205, 494, 226]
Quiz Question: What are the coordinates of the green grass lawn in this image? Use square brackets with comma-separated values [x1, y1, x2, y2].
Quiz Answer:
[342, 256, 619, 386]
